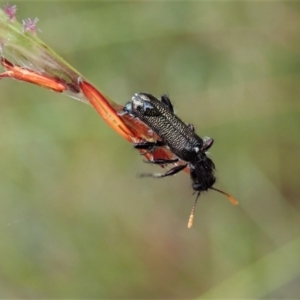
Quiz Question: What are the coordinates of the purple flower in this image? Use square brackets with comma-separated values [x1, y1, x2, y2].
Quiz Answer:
[22, 17, 39, 34]
[3, 4, 17, 21]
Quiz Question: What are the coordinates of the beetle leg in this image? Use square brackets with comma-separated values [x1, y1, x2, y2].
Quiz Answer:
[134, 140, 165, 150]
[140, 164, 187, 178]
[161, 94, 174, 113]
[187, 123, 195, 132]
[202, 137, 214, 151]
[134, 140, 165, 154]
[143, 158, 179, 165]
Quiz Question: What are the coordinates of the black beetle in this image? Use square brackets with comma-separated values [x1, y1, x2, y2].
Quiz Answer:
[123, 93, 237, 227]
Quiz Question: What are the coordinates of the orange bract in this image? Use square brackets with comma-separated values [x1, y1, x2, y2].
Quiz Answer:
[79, 80, 134, 142]
[0, 58, 67, 92]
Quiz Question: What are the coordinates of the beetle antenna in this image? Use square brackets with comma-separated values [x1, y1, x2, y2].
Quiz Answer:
[187, 192, 201, 228]
[211, 187, 238, 205]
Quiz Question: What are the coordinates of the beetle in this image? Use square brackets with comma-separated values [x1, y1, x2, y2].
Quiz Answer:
[123, 93, 237, 227]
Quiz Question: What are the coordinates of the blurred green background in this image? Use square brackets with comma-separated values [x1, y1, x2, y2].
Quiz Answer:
[0, 1, 299, 298]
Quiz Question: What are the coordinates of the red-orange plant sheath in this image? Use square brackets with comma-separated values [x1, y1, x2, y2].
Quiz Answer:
[79, 80, 134, 142]
[0, 58, 67, 92]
